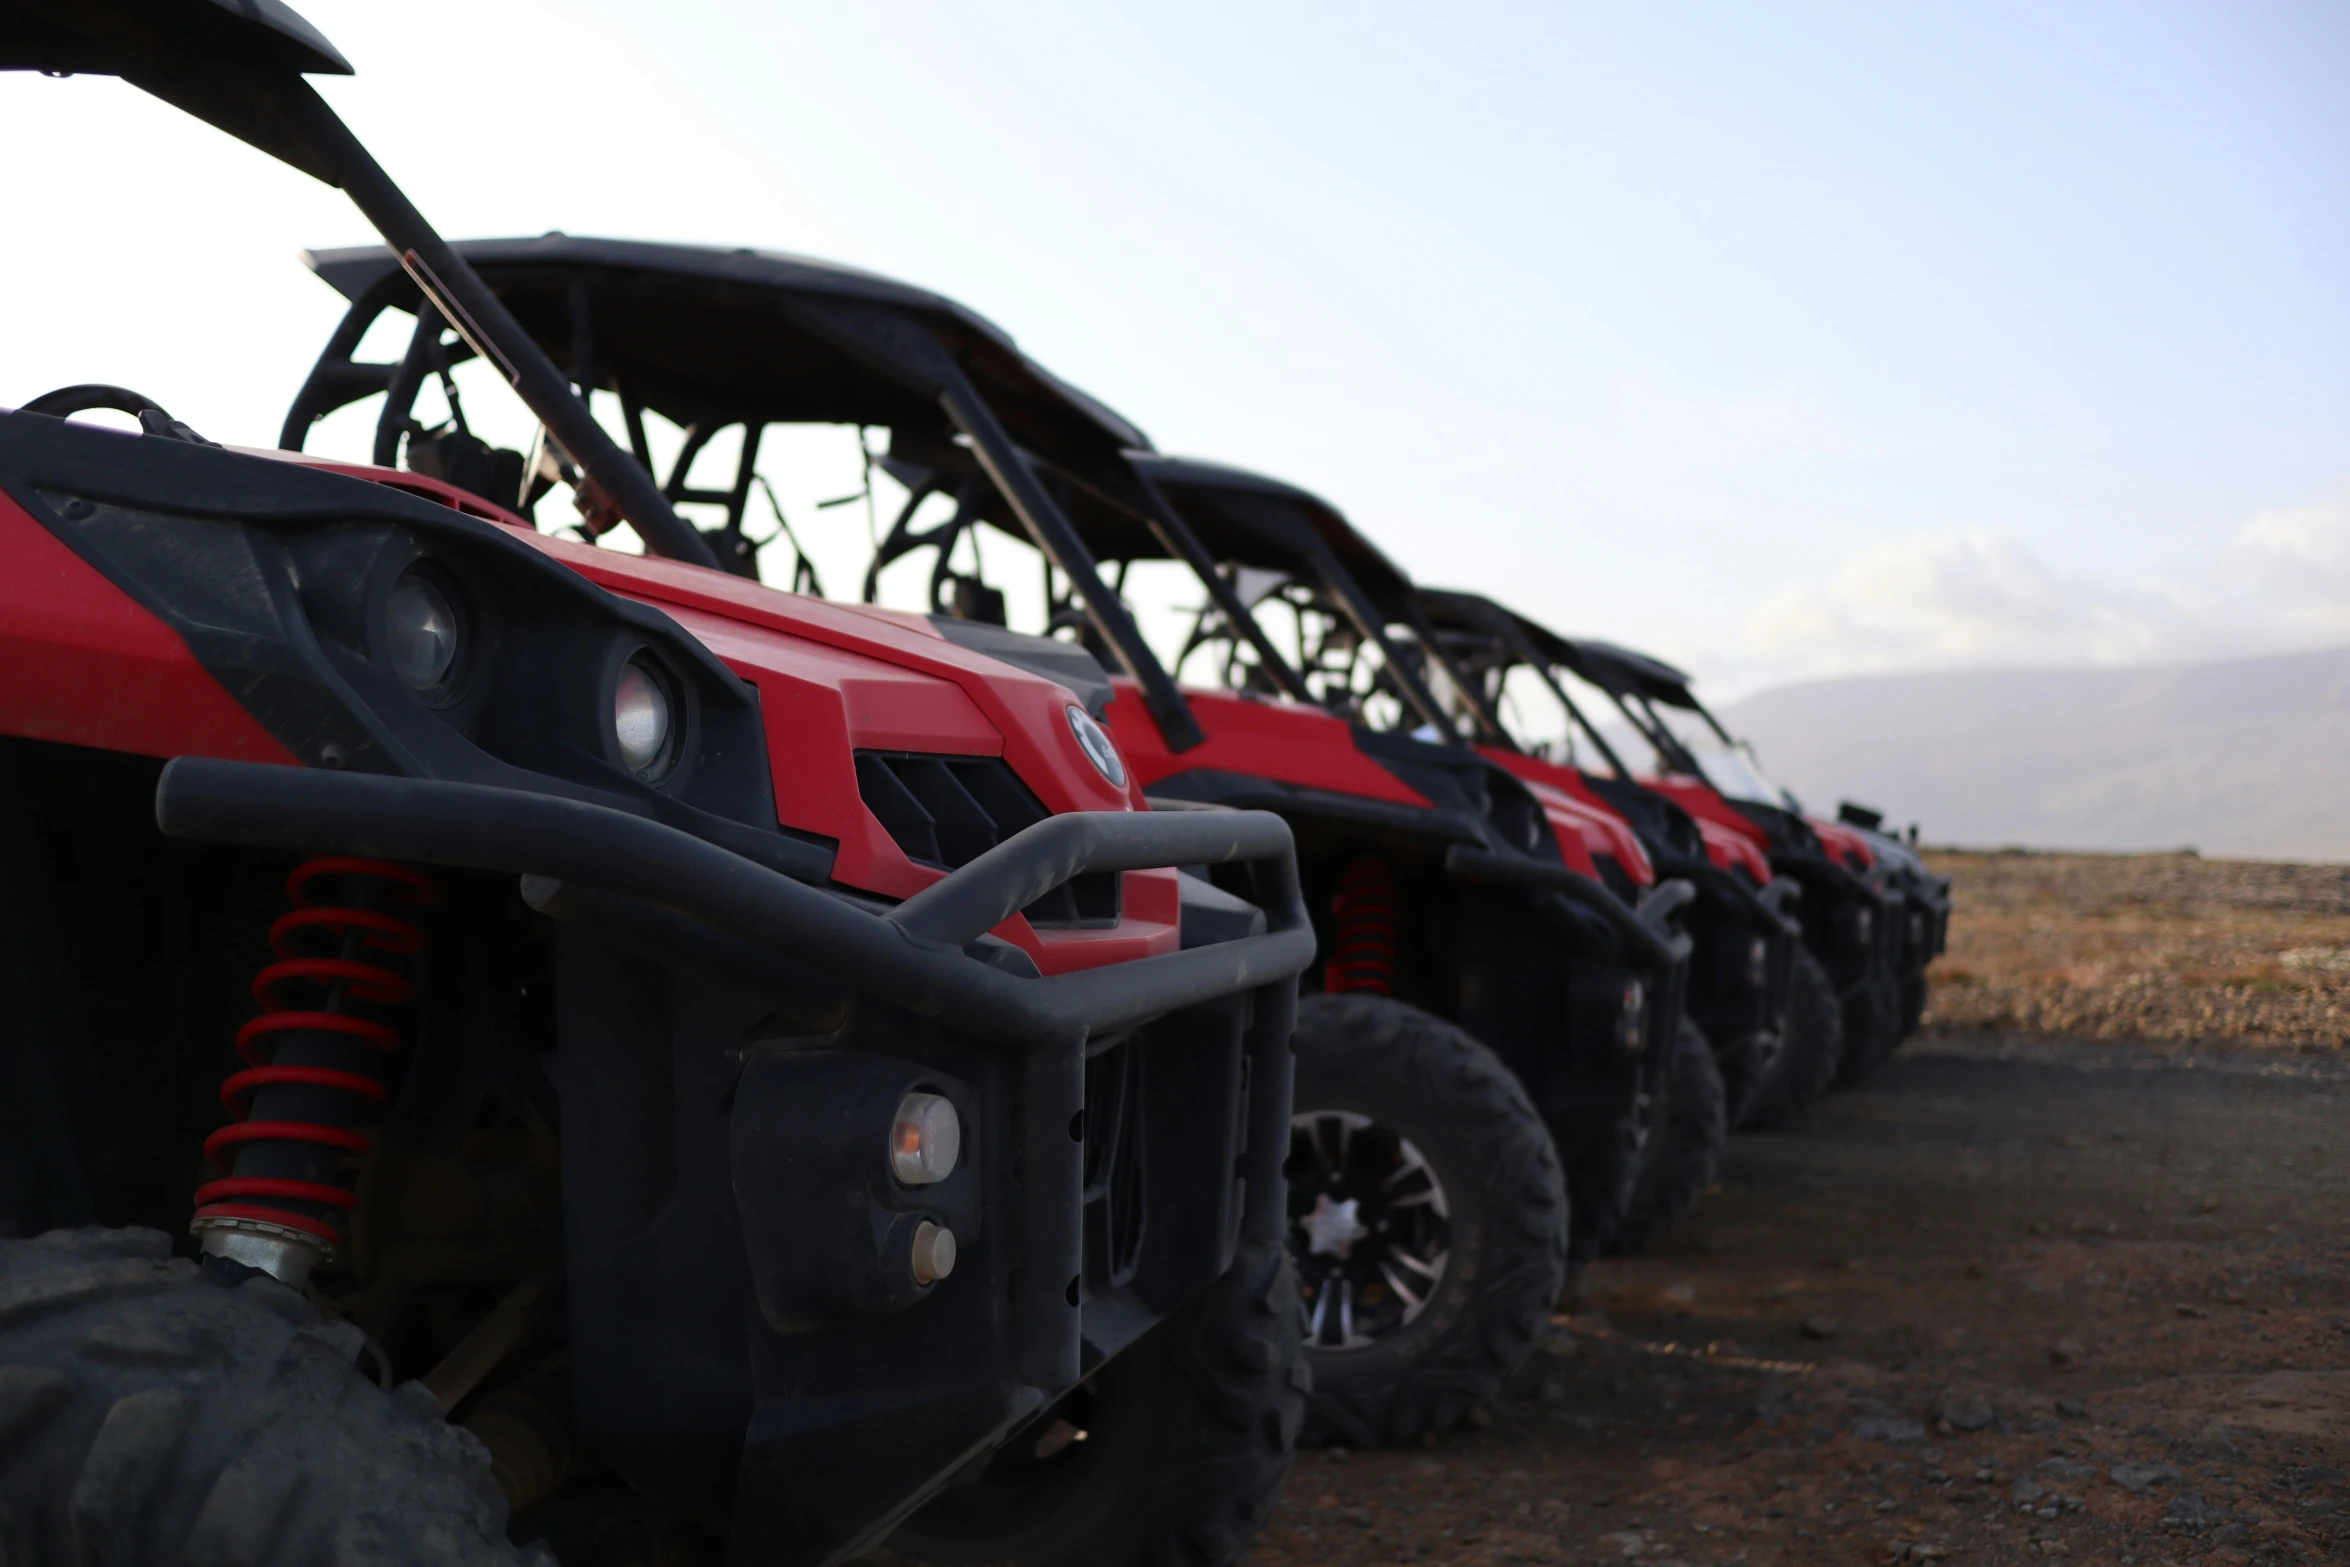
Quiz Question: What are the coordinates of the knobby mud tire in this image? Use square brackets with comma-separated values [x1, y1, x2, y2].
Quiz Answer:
[0, 1227, 530, 1567]
[1287, 993, 1567, 1448]
[1603, 1020, 1727, 1257]
[873, 1234, 1305, 1567]
[1898, 969, 1930, 1039]
[1736, 948, 1845, 1131]
[1833, 960, 1905, 1087]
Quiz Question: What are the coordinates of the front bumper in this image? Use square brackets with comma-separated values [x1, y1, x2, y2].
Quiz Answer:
[156, 757, 1314, 1566]
[1661, 864, 1804, 1081]
[1439, 844, 1697, 1123]
[1770, 848, 1904, 992]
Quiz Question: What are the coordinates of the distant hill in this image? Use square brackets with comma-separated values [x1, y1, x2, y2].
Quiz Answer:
[1714, 646, 2350, 862]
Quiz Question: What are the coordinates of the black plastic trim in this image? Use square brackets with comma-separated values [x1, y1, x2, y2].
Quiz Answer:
[1442, 845, 1693, 974]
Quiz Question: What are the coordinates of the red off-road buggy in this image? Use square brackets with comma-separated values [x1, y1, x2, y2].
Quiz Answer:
[0, 5, 1316, 1565]
[1508, 632, 1948, 1083]
[858, 452, 1724, 1442]
[263, 233, 1660, 1447]
[1412, 590, 1846, 1131]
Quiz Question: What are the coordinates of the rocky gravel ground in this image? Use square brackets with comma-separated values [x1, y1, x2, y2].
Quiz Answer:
[1246, 853, 2350, 1567]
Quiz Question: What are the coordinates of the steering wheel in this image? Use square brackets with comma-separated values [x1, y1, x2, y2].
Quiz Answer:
[19, 384, 175, 423]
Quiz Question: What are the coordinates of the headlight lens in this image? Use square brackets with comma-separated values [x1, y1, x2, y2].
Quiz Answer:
[1067, 704, 1126, 788]
[614, 655, 675, 778]
[385, 569, 460, 693]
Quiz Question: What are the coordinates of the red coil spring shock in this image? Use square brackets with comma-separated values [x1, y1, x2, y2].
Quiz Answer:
[1323, 856, 1400, 995]
[191, 857, 439, 1279]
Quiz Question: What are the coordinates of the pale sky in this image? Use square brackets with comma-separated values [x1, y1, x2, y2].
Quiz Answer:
[7, 1, 2346, 696]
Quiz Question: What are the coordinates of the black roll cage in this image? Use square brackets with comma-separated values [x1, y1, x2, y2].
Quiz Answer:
[1123, 457, 1488, 747]
[992, 451, 1528, 755]
[1543, 634, 1749, 781]
[279, 237, 1210, 751]
[2, 0, 721, 572]
[274, 235, 1534, 777]
[1426, 590, 1763, 790]
[1416, 588, 1640, 778]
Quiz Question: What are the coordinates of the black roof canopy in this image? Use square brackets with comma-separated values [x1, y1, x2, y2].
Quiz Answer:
[1419, 587, 1700, 710]
[1553, 638, 1698, 710]
[1034, 452, 1422, 615]
[1, 0, 351, 180]
[300, 235, 1149, 469]
[291, 233, 1208, 744]
[10, 2, 722, 564]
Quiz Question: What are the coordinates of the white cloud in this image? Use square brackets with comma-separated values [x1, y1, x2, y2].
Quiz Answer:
[2227, 493, 2350, 643]
[1737, 488, 2350, 684]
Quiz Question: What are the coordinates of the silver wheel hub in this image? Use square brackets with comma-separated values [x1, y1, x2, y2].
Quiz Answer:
[1286, 1109, 1452, 1352]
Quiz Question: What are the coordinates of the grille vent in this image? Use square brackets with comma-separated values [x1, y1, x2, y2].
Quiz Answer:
[1082, 1039, 1148, 1294]
[854, 751, 1121, 928]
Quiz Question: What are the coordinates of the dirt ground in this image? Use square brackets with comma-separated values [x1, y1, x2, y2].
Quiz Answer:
[1246, 852, 2350, 1566]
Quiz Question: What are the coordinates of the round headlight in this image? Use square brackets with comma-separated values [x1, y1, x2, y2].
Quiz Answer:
[1066, 704, 1126, 788]
[614, 656, 675, 778]
[385, 569, 460, 693]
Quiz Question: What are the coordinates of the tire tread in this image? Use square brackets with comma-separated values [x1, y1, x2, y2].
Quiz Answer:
[0, 1228, 524, 1567]
[1605, 1020, 1727, 1256]
[1291, 993, 1567, 1447]
[1737, 948, 1844, 1131]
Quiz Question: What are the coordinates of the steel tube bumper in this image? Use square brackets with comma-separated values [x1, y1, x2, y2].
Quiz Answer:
[155, 758, 1314, 1050]
[1658, 852, 1804, 938]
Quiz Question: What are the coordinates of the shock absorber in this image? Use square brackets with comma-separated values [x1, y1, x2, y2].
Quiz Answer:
[192, 856, 439, 1287]
[1323, 855, 1400, 995]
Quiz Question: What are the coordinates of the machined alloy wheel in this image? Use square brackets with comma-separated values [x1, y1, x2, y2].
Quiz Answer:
[1288, 1111, 1451, 1351]
[1283, 993, 1567, 1447]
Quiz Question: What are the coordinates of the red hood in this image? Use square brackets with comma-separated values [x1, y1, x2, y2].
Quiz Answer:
[130, 455, 1179, 973]
[1106, 681, 1434, 809]
[1807, 817, 1878, 872]
[1642, 775, 1770, 849]
[1478, 749, 1654, 885]
[1693, 816, 1772, 883]
[1104, 678, 1636, 892]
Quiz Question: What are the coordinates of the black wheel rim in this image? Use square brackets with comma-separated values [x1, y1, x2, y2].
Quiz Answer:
[1285, 1110, 1450, 1351]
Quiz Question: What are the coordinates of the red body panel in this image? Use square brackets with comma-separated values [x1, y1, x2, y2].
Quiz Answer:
[1635, 774, 1829, 883]
[1510, 775, 1610, 882]
[1692, 817, 1773, 884]
[0, 492, 294, 766]
[1478, 748, 1657, 886]
[5, 456, 1179, 973]
[1807, 818, 1877, 872]
[1104, 677, 1640, 889]
[1512, 761, 1773, 884]
[1105, 680, 1433, 808]
[1644, 775, 1770, 851]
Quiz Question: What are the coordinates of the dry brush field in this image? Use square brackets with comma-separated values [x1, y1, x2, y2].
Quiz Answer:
[1921, 850, 2350, 1051]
